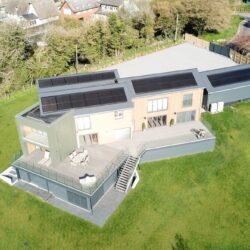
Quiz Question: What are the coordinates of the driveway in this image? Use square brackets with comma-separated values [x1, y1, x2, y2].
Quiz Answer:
[231, 13, 250, 53]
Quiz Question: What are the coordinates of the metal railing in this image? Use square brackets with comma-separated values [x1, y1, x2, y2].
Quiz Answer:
[13, 151, 128, 195]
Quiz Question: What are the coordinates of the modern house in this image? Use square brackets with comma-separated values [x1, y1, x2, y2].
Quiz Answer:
[60, 0, 100, 20]
[3, 0, 59, 29]
[201, 64, 250, 112]
[12, 68, 216, 212]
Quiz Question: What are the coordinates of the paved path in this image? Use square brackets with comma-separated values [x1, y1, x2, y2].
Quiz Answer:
[104, 43, 236, 78]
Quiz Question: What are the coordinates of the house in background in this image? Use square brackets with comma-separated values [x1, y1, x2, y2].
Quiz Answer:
[3, 0, 59, 28]
[0, 0, 7, 22]
[94, 0, 139, 20]
[60, 0, 100, 20]
[12, 68, 216, 212]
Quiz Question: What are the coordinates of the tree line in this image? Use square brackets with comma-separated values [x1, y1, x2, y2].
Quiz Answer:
[0, 0, 232, 96]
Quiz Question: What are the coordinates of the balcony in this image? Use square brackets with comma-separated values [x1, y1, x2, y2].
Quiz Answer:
[23, 131, 49, 148]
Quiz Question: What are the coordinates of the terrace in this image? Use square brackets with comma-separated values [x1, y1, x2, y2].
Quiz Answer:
[14, 121, 215, 195]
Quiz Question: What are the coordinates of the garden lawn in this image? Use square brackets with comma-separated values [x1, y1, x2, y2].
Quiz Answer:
[0, 90, 249, 250]
[200, 15, 244, 43]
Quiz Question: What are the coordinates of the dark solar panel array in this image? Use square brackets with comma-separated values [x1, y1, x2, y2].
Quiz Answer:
[132, 73, 197, 94]
[208, 68, 250, 87]
[38, 71, 116, 88]
[41, 88, 127, 113]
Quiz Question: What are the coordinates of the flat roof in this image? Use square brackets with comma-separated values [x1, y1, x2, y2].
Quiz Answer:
[104, 43, 237, 78]
[22, 105, 63, 124]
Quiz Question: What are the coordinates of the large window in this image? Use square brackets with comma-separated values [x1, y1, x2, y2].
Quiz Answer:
[183, 94, 193, 108]
[76, 116, 91, 130]
[176, 111, 196, 123]
[148, 98, 168, 113]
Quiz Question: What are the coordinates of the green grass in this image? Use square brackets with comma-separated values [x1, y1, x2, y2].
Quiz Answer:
[0, 91, 250, 249]
[200, 15, 244, 44]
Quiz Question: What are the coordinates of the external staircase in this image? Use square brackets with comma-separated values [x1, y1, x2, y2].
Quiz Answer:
[115, 155, 139, 193]
[0, 166, 18, 185]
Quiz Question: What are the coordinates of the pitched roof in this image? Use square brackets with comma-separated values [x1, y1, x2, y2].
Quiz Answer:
[100, 0, 123, 7]
[31, 0, 58, 19]
[65, 0, 100, 12]
[5, 0, 58, 19]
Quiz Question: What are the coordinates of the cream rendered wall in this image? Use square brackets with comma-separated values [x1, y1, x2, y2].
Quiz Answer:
[132, 88, 204, 131]
[75, 108, 133, 146]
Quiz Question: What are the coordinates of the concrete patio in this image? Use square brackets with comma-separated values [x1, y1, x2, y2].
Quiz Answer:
[108, 121, 215, 156]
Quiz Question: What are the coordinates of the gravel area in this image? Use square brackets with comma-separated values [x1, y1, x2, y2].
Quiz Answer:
[105, 42, 237, 78]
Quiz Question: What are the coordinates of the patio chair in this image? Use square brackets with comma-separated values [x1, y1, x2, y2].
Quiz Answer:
[38, 151, 50, 165]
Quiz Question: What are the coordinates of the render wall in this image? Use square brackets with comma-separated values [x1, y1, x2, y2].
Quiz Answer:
[49, 111, 77, 164]
[75, 108, 133, 146]
[16, 110, 77, 165]
[132, 88, 203, 131]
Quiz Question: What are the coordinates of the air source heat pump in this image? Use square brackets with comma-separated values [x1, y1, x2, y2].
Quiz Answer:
[217, 102, 224, 112]
[210, 103, 218, 114]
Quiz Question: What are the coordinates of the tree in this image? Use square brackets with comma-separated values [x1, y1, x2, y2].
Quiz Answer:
[0, 23, 33, 95]
[152, 1, 182, 40]
[133, 13, 154, 43]
[79, 21, 111, 63]
[107, 14, 126, 56]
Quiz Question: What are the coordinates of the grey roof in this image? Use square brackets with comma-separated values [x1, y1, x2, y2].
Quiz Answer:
[119, 68, 204, 98]
[201, 64, 250, 93]
[37, 69, 120, 96]
[65, 0, 100, 12]
[5, 0, 58, 19]
[100, 0, 123, 7]
[37, 68, 204, 117]
[0, 0, 7, 8]
[22, 105, 63, 124]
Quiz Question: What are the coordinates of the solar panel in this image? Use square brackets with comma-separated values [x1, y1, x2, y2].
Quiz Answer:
[132, 73, 197, 94]
[38, 71, 116, 88]
[41, 87, 127, 113]
[208, 68, 250, 87]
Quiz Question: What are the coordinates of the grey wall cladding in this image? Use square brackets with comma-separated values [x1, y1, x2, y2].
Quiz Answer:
[29, 173, 48, 190]
[91, 170, 118, 207]
[140, 138, 216, 163]
[207, 86, 250, 106]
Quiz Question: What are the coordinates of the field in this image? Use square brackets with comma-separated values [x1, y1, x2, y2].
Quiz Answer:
[0, 90, 249, 249]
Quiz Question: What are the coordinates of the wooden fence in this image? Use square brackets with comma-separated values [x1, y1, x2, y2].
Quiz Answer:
[184, 33, 210, 50]
[230, 49, 250, 64]
[184, 33, 250, 64]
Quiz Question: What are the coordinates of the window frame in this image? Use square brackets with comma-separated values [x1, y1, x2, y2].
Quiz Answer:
[147, 98, 168, 113]
[114, 110, 124, 120]
[76, 116, 91, 131]
[183, 93, 193, 108]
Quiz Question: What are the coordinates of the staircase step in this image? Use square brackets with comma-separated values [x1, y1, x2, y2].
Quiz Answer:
[116, 185, 126, 191]
[116, 184, 126, 190]
[117, 180, 128, 185]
